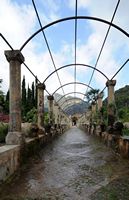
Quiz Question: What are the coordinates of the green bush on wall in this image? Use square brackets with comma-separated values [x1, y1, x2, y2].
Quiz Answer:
[122, 127, 129, 136]
[0, 123, 8, 143]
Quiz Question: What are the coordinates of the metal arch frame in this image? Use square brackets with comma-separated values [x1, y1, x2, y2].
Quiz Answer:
[60, 96, 85, 108]
[43, 63, 109, 84]
[62, 99, 87, 112]
[56, 91, 86, 103]
[52, 82, 94, 96]
[20, 16, 129, 51]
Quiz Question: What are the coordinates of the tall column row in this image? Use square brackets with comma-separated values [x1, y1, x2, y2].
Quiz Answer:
[89, 80, 116, 127]
[5, 50, 24, 145]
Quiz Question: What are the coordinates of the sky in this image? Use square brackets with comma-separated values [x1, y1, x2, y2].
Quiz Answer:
[0, 0, 129, 103]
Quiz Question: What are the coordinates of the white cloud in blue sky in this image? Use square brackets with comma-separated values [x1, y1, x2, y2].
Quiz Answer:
[0, 0, 129, 100]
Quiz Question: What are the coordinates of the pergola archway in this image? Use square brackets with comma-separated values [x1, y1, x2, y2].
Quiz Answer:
[1, 0, 129, 143]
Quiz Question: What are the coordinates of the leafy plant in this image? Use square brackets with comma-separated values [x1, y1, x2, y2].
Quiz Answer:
[86, 89, 100, 103]
[44, 112, 49, 125]
[25, 108, 37, 123]
[0, 123, 8, 143]
[122, 127, 129, 136]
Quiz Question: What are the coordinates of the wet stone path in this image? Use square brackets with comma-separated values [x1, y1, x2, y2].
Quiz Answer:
[1, 127, 129, 200]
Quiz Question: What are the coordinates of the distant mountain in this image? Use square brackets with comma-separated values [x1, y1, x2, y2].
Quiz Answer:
[44, 93, 89, 116]
[64, 101, 89, 115]
[115, 85, 129, 108]
[103, 85, 129, 108]
[103, 85, 129, 121]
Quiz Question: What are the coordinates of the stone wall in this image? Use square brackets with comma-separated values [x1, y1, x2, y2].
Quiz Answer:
[79, 123, 129, 158]
[0, 124, 69, 184]
[0, 145, 20, 184]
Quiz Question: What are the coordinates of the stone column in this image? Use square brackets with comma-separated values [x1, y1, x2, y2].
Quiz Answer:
[97, 92, 104, 127]
[54, 102, 59, 127]
[106, 80, 116, 104]
[5, 50, 24, 145]
[106, 80, 116, 126]
[97, 92, 103, 111]
[91, 101, 96, 114]
[91, 101, 97, 134]
[37, 83, 45, 128]
[58, 107, 61, 125]
[47, 95, 54, 125]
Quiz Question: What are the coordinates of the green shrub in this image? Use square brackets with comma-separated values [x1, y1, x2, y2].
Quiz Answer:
[25, 108, 37, 123]
[44, 112, 49, 125]
[122, 127, 129, 136]
[0, 123, 8, 143]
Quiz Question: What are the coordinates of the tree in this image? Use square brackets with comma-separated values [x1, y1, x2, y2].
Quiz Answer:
[22, 76, 26, 106]
[35, 76, 38, 107]
[4, 90, 9, 113]
[22, 76, 27, 118]
[31, 81, 35, 106]
[86, 89, 100, 103]
[0, 79, 4, 112]
[26, 84, 32, 111]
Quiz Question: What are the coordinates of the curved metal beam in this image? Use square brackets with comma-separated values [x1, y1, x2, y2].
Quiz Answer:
[52, 82, 94, 96]
[60, 97, 84, 108]
[56, 91, 86, 103]
[43, 63, 109, 83]
[62, 99, 87, 112]
[20, 16, 129, 51]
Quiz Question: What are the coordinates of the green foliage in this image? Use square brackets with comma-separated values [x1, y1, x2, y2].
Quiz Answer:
[25, 108, 37, 123]
[103, 85, 129, 123]
[122, 127, 129, 136]
[44, 112, 49, 125]
[115, 85, 129, 108]
[22, 76, 26, 117]
[0, 123, 8, 143]
[86, 89, 100, 102]
[21, 76, 37, 120]
[118, 108, 129, 122]
[4, 90, 9, 113]
[114, 85, 129, 122]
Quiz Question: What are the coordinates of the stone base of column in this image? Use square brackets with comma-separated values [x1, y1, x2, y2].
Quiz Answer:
[6, 132, 25, 145]
[38, 127, 45, 135]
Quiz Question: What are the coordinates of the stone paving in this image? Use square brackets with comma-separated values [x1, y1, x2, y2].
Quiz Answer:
[1, 127, 129, 200]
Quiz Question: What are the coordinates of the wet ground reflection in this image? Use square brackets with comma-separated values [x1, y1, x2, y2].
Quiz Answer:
[1, 127, 129, 200]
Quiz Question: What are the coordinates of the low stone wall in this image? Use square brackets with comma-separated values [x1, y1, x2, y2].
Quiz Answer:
[0, 145, 20, 184]
[79, 123, 129, 158]
[0, 124, 69, 184]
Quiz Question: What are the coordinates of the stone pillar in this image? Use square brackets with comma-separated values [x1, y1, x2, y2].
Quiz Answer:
[97, 92, 103, 111]
[91, 101, 96, 114]
[58, 107, 61, 125]
[97, 92, 104, 127]
[106, 80, 116, 104]
[37, 83, 45, 128]
[47, 95, 54, 125]
[91, 101, 96, 123]
[91, 101, 97, 134]
[54, 102, 59, 127]
[5, 50, 24, 145]
[106, 80, 116, 126]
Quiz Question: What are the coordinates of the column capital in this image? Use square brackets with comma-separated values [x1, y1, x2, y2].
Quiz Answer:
[47, 95, 54, 101]
[106, 80, 116, 87]
[37, 83, 46, 90]
[4, 50, 24, 64]
[98, 92, 103, 99]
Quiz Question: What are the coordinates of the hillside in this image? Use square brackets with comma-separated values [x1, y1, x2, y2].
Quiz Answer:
[115, 85, 129, 108]
[103, 85, 129, 122]
[44, 93, 89, 116]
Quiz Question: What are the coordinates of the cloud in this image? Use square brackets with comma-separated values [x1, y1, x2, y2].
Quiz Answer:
[68, 0, 90, 10]
[1, 0, 129, 101]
